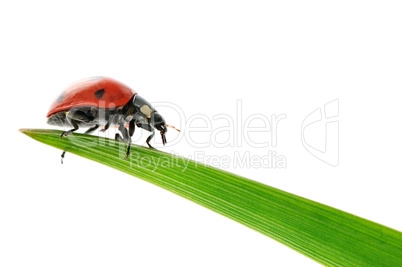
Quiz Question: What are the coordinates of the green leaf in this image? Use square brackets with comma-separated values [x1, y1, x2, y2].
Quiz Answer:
[20, 128, 402, 266]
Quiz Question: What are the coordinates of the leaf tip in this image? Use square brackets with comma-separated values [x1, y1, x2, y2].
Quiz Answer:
[19, 128, 37, 137]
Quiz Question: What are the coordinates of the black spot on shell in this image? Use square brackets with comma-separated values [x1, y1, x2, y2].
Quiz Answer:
[57, 91, 66, 103]
[94, 88, 105, 99]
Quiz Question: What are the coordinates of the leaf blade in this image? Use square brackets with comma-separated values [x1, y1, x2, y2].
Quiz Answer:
[20, 128, 402, 266]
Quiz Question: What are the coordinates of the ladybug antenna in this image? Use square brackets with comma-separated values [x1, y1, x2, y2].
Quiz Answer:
[166, 124, 180, 132]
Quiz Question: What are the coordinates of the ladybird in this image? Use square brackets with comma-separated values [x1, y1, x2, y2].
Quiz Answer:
[47, 76, 179, 161]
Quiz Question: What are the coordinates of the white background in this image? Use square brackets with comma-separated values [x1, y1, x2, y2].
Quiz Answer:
[1, 1, 401, 266]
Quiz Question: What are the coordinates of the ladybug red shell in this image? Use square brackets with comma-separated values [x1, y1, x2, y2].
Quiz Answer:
[47, 76, 171, 161]
[47, 77, 136, 117]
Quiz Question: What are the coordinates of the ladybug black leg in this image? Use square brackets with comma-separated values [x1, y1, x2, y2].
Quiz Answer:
[118, 123, 130, 141]
[115, 133, 124, 142]
[61, 151, 66, 164]
[136, 123, 156, 149]
[125, 119, 136, 159]
[100, 121, 110, 132]
[146, 131, 156, 149]
[60, 124, 99, 164]
[116, 122, 135, 159]
[60, 118, 79, 138]
[129, 119, 135, 137]
[85, 124, 100, 134]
